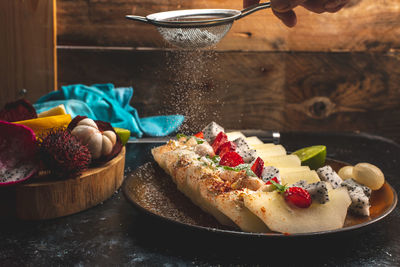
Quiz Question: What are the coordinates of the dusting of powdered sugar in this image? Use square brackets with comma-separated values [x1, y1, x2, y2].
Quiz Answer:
[159, 50, 224, 133]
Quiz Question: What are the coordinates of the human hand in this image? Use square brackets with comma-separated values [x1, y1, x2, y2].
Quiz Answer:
[243, 0, 349, 27]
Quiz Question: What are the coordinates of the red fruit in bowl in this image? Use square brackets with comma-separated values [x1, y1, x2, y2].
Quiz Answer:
[219, 151, 244, 167]
[0, 99, 37, 122]
[251, 157, 264, 178]
[284, 187, 312, 208]
[217, 141, 236, 157]
[211, 132, 228, 153]
[0, 121, 39, 186]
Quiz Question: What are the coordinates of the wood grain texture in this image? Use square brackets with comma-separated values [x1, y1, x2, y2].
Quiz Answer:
[57, 0, 400, 51]
[0, 0, 57, 107]
[14, 147, 126, 220]
[57, 47, 400, 142]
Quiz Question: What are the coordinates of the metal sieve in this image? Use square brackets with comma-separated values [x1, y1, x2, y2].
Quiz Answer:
[126, 3, 271, 49]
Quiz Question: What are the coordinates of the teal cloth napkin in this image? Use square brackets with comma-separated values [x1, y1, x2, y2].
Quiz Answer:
[34, 84, 184, 138]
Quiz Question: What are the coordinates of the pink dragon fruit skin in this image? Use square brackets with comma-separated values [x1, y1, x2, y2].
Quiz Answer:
[0, 120, 38, 186]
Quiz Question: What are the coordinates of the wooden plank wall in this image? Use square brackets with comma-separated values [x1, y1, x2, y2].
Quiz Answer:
[56, 0, 400, 141]
[0, 0, 57, 107]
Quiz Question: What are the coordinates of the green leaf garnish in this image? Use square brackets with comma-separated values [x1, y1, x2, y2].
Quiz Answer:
[222, 166, 236, 171]
[218, 164, 257, 177]
[270, 180, 288, 193]
[195, 138, 204, 144]
[176, 133, 187, 140]
[206, 155, 220, 164]
[245, 169, 257, 177]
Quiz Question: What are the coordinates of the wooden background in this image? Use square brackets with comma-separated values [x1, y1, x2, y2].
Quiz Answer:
[3, 0, 400, 143]
[0, 0, 57, 106]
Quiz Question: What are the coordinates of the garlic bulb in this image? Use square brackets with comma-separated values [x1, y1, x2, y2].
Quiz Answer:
[71, 118, 117, 159]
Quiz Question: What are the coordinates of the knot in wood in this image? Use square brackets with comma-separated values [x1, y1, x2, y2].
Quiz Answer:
[307, 97, 335, 119]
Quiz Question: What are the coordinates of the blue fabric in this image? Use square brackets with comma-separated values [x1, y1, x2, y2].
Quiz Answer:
[34, 84, 184, 138]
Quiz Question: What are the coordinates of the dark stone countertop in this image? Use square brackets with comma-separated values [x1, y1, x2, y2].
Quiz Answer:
[0, 131, 399, 266]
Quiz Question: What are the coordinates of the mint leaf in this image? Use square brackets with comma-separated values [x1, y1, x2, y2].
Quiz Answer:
[245, 169, 257, 177]
[270, 180, 287, 192]
[206, 155, 220, 164]
[176, 133, 187, 140]
[195, 138, 204, 144]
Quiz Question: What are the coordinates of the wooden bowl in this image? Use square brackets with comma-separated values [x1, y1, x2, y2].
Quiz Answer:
[0, 147, 126, 220]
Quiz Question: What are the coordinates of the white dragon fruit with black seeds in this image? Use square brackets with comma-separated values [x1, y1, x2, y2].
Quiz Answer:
[261, 166, 281, 184]
[233, 137, 250, 151]
[202, 122, 224, 143]
[342, 178, 372, 198]
[236, 148, 257, 163]
[233, 137, 257, 163]
[341, 178, 371, 216]
[293, 180, 330, 204]
[0, 121, 38, 186]
[317, 165, 343, 189]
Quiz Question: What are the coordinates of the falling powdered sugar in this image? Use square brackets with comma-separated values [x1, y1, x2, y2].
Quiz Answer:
[160, 50, 225, 133]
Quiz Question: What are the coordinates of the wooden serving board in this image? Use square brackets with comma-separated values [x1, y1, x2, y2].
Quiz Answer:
[0, 147, 126, 220]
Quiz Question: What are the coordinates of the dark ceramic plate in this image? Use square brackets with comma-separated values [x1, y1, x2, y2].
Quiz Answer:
[123, 158, 397, 237]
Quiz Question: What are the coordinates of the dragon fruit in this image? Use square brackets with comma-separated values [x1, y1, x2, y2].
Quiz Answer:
[317, 165, 343, 189]
[233, 137, 250, 150]
[202, 122, 224, 143]
[293, 180, 330, 204]
[341, 179, 371, 216]
[0, 121, 38, 186]
[261, 166, 281, 184]
[233, 137, 257, 163]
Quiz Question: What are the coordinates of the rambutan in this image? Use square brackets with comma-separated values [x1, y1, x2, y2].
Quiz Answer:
[38, 129, 92, 179]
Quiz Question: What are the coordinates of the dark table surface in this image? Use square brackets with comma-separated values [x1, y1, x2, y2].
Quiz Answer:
[1, 131, 399, 266]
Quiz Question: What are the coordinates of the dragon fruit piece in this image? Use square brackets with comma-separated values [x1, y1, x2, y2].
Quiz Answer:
[293, 180, 331, 204]
[261, 166, 281, 184]
[202, 122, 224, 143]
[234, 137, 257, 163]
[236, 148, 257, 163]
[233, 137, 250, 151]
[317, 165, 343, 189]
[0, 121, 38, 186]
[341, 178, 372, 198]
[341, 178, 371, 216]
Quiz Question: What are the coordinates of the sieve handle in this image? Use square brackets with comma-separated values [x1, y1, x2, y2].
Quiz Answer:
[238, 2, 271, 19]
[125, 15, 151, 24]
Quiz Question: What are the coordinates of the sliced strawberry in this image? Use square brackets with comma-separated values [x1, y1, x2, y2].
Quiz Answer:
[219, 151, 244, 167]
[266, 177, 280, 185]
[251, 157, 264, 178]
[194, 131, 204, 139]
[211, 131, 228, 153]
[284, 187, 312, 208]
[216, 141, 236, 157]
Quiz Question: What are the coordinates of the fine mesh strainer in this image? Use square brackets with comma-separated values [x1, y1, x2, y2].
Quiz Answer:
[126, 3, 271, 49]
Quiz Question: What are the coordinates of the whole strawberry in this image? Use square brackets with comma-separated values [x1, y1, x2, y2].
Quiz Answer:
[284, 187, 312, 208]
[270, 180, 312, 208]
